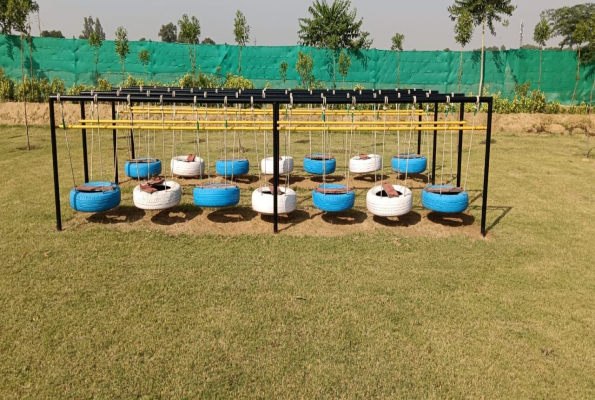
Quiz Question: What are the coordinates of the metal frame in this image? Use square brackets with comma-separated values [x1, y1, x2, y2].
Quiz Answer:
[49, 88, 493, 236]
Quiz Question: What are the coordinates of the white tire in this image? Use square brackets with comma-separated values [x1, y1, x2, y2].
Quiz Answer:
[133, 180, 182, 210]
[260, 156, 294, 174]
[251, 186, 297, 215]
[349, 154, 382, 173]
[171, 156, 205, 177]
[366, 184, 413, 217]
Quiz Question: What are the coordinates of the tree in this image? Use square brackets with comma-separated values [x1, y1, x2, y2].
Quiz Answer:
[41, 30, 64, 38]
[448, 0, 516, 95]
[94, 18, 105, 40]
[279, 61, 288, 87]
[296, 51, 314, 89]
[233, 10, 250, 75]
[454, 9, 473, 92]
[79, 16, 105, 40]
[391, 33, 404, 88]
[115, 26, 130, 85]
[139, 37, 146, 42]
[338, 51, 351, 89]
[202, 37, 215, 45]
[298, 0, 372, 88]
[571, 20, 590, 106]
[158, 22, 177, 43]
[138, 49, 151, 82]
[178, 14, 201, 83]
[542, 4, 595, 49]
[533, 17, 552, 93]
[89, 30, 102, 85]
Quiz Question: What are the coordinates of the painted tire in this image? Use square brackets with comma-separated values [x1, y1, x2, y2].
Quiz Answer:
[133, 180, 182, 210]
[215, 159, 250, 176]
[70, 181, 121, 212]
[312, 184, 355, 212]
[366, 184, 413, 217]
[261, 156, 294, 175]
[421, 185, 469, 214]
[171, 156, 205, 177]
[193, 184, 240, 207]
[251, 186, 297, 215]
[349, 154, 382, 173]
[391, 154, 427, 174]
[125, 158, 162, 179]
[304, 154, 336, 175]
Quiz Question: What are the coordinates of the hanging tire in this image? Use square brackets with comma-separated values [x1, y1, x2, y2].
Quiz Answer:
[193, 184, 240, 207]
[349, 154, 382, 173]
[251, 186, 297, 215]
[312, 184, 355, 212]
[261, 156, 294, 174]
[422, 185, 469, 214]
[392, 154, 427, 174]
[366, 184, 412, 217]
[304, 154, 336, 175]
[215, 159, 250, 176]
[70, 182, 121, 212]
[133, 180, 182, 210]
[125, 158, 162, 179]
[171, 156, 205, 177]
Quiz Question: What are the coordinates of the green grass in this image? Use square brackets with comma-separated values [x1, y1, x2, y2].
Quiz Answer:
[1, 124, 594, 398]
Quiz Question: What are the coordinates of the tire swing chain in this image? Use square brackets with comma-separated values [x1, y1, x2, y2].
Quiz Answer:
[194, 97, 203, 183]
[286, 96, 293, 191]
[463, 97, 480, 192]
[251, 97, 263, 190]
[439, 97, 452, 195]
[380, 98, 388, 193]
[95, 96, 105, 192]
[425, 104, 432, 185]
[58, 95, 77, 189]
[403, 97, 416, 186]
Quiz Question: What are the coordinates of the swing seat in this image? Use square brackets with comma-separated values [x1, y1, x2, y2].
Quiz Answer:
[422, 185, 469, 214]
[312, 184, 355, 212]
[391, 154, 427, 174]
[171, 155, 205, 177]
[349, 153, 382, 174]
[251, 186, 297, 215]
[366, 184, 413, 217]
[133, 180, 182, 210]
[125, 158, 162, 179]
[304, 154, 336, 175]
[193, 183, 240, 207]
[261, 156, 294, 175]
[70, 181, 121, 212]
[215, 159, 250, 177]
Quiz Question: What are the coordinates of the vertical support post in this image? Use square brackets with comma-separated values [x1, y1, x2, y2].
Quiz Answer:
[111, 102, 119, 184]
[272, 102, 280, 234]
[50, 99, 62, 231]
[417, 108, 422, 154]
[481, 99, 493, 237]
[80, 101, 89, 182]
[457, 102, 464, 187]
[432, 102, 438, 185]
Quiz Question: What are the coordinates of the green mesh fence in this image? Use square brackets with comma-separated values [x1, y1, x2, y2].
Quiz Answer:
[1, 35, 592, 105]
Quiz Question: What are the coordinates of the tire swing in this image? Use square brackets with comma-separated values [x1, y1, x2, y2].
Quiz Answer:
[132, 96, 182, 210]
[60, 96, 121, 213]
[304, 103, 336, 175]
[252, 97, 297, 215]
[171, 100, 205, 177]
[366, 97, 413, 217]
[193, 99, 240, 207]
[215, 103, 249, 176]
[422, 98, 473, 214]
[261, 104, 294, 174]
[391, 102, 427, 175]
[349, 104, 381, 174]
[312, 98, 355, 212]
[124, 101, 162, 179]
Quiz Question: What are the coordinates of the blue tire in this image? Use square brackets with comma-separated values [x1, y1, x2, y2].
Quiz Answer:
[193, 184, 240, 207]
[392, 154, 427, 174]
[304, 155, 336, 175]
[70, 181, 121, 212]
[312, 184, 355, 212]
[125, 158, 162, 179]
[215, 159, 250, 176]
[422, 185, 469, 214]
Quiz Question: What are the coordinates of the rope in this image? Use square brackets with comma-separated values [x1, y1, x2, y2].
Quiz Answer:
[90, 103, 94, 180]
[463, 104, 478, 191]
[195, 104, 202, 182]
[253, 105, 261, 187]
[96, 101, 104, 191]
[224, 104, 228, 187]
[262, 104, 267, 187]
[381, 104, 387, 189]
[59, 100, 77, 188]
[309, 104, 312, 157]
[286, 105, 292, 189]
[322, 102, 326, 190]
[205, 104, 210, 183]
[403, 103, 414, 184]
[425, 105, 431, 184]
[439, 104, 450, 194]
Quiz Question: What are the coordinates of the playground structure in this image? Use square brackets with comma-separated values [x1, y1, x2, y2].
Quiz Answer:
[49, 88, 493, 236]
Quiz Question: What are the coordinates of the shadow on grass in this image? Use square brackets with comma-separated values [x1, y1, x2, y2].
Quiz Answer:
[266, 176, 307, 185]
[353, 173, 390, 183]
[207, 207, 257, 223]
[373, 211, 422, 227]
[229, 175, 259, 185]
[469, 205, 513, 234]
[151, 208, 202, 225]
[321, 210, 367, 225]
[427, 212, 475, 227]
[260, 209, 311, 231]
[87, 206, 146, 224]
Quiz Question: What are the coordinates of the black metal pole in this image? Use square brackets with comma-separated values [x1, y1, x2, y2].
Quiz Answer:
[481, 99, 493, 237]
[50, 99, 62, 231]
[432, 102, 438, 185]
[273, 102, 280, 234]
[417, 111, 422, 154]
[457, 103, 464, 187]
[80, 101, 89, 182]
[111, 102, 118, 184]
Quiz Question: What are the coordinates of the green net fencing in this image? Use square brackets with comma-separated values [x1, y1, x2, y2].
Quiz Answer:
[1, 35, 592, 105]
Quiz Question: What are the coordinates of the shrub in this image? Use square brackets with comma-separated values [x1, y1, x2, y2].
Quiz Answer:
[223, 72, 253, 89]
[0, 67, 16, 101]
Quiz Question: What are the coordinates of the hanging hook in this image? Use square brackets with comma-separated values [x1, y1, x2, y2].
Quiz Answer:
[250, 96, 254, 109]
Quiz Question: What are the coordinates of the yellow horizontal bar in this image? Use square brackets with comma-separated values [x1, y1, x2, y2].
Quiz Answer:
[78, 119, 467, 126]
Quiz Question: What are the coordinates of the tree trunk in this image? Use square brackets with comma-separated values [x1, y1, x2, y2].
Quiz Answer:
[95, 51, 99, 86]
[397, 51, 401, 88]
[239, 46, 242, 75]
[478, 19, 485, 96]
[20, 35, 30, 151]
[458, 48, 463, 93]
[332, 51, 337, 90]
[590, 75, 595, 114]
[538, 46, 543, 92]
[571, 48, 581, 107]
[122, 61, 125, 85]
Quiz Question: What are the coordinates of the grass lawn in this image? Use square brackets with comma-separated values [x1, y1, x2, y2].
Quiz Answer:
[0, 123, 594, 398]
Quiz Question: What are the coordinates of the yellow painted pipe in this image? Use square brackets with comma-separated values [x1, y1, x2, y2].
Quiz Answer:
[78, 119, 468, 126]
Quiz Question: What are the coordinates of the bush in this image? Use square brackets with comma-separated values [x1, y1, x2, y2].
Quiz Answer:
[0, 67, 15, 101]
[223, 72, 253, 89]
